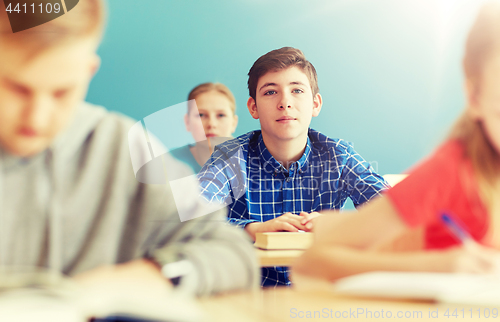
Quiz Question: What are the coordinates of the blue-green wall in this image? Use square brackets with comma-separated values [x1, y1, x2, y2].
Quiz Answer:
[87, 0, 481, 177]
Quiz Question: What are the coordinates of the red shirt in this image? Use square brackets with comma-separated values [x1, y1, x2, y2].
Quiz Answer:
[386, 140, 489, 249]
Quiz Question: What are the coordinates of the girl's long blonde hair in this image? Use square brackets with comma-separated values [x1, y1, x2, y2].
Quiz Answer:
[449, 0, 500, 205]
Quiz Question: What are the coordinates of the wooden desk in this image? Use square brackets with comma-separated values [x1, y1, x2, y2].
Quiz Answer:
[256, 248, 304, 267]
[200, 285, 493, 322]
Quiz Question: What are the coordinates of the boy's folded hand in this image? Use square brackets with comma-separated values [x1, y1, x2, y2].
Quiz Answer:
[263, 212, 308, 232]
[299, 211, 322, 230]
[246, 212, 322, 240]
[260, 212, 323, 232]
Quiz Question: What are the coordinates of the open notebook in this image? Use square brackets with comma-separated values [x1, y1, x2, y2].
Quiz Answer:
[0, 269, 204, 322]
[333, 272, 500, 306]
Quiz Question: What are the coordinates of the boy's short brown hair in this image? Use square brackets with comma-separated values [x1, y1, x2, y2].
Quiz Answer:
[0, 0, 105, 59]
[247, 47, 319, 100]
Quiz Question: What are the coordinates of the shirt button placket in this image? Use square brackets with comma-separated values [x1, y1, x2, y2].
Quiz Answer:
[283, 170, 293, 213]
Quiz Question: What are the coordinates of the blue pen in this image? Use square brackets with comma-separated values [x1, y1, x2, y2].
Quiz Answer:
[441, 213, 474, 247]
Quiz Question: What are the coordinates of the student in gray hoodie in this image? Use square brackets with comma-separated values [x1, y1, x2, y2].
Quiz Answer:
[0, 0, 257, 296]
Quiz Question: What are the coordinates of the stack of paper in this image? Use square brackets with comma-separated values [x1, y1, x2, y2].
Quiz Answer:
[333, 271, 500, 306]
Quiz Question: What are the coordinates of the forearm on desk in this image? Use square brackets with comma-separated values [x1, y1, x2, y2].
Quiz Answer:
[292, 244, 449, 281]
[180, 224, 259, 295]
[165, 210, 259, 296]
[244, 222, 266, 241]
[147, 194, 258, 296]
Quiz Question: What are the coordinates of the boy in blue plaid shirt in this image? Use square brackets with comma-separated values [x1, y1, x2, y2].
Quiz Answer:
[198, 47, 389, 287]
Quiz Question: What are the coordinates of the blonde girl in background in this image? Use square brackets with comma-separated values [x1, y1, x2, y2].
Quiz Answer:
[170, 83, 238, 173]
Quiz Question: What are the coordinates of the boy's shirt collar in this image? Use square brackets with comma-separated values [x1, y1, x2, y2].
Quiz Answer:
[0, 146, 47, 171]
[256, 131, 312, 176]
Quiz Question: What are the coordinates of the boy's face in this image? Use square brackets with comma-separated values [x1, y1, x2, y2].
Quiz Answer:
[0, 40, 99, 157]
[247, 66, 322, 145]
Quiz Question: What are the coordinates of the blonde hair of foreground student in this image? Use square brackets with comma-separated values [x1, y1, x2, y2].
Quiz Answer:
[0, 0, 105, 157]
[293, 0, 500, 281]
[0, 0, 105, 54]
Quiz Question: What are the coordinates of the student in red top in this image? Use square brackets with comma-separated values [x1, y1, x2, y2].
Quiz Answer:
[293, 0, 500, 280]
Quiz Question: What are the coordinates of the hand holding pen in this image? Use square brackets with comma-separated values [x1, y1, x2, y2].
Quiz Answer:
[441, 213, 475, 249]
[441, 213, 500, 274]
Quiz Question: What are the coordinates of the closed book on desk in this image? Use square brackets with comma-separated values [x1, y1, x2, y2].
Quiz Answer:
[254, 232, 313, 250]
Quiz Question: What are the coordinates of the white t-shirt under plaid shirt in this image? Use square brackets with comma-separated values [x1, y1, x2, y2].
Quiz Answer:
[197, 129, 389, 287]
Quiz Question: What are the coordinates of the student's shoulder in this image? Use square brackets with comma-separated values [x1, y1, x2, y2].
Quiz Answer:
[51, 103, 148, 191]
[65, 102, 137, 139]
[90, 103, 138, 134]
[433, 139, 466, 163]
[55, 102, 160, 176]
[53, 102, 129, 157]
[406, 139, 466, 176]
[214, 130, 261, 155]
[307, 128, 354, 155]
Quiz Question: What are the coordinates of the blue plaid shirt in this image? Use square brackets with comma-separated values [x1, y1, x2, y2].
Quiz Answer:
[198, 129, 388, 287]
